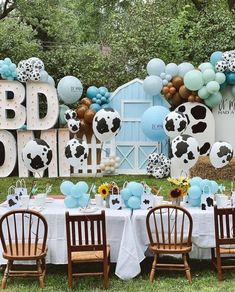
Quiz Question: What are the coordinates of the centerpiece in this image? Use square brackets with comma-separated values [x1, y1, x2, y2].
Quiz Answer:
[167, 176, 190, 206]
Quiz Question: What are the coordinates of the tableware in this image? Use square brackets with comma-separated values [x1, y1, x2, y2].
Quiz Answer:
[79, 207, 99, 214]
[154, 196, 164, 207]
[95, 194, 104, 207]
[34, 193, 47, 207]
[216, 194, 229, 208]
[46, 198, 54, 203]
[21, 195, 30, 209]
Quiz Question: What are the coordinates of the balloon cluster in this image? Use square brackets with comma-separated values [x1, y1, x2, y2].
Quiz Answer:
[0, 57, 17, 80]
[76, 98, 96, 135]
[147, 153, 170, 178]
[87, 86, 111, 112]
[100, 155, 120, 174]
[64, 109, 80, 134]
[58, 76, 83, 104]
[188, 177, 218, 207]
[121, 182, 144, 209]
[60, 180, 90, 208]
[184, 67, 225, 108]
[17, 57, 47, 82]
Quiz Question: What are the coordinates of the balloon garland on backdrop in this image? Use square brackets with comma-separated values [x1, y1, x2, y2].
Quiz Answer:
[0, 57, 17, 80]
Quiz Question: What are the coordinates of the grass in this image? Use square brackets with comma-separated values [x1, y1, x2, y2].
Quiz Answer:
[0, 175, 234, 291]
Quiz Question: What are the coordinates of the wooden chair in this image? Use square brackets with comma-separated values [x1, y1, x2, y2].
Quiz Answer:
[146, 205, 193, 283]
[0, 209, 48, 289]
[65, 210, 110, 289]
[211, 205, 235, 280]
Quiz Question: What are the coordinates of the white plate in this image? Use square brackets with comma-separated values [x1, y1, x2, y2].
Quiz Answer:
[79, 207, 99, 214]
[46, 198, 54, 203]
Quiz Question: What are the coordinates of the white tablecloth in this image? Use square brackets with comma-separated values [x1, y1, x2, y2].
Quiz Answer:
[0, 201, 217, 280]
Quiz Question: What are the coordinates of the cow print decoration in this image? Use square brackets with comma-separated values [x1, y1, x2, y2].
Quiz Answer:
[92, 108, 121, 142]
[109, 194, 122, 210]
[171, 134, 200, 170]
[22, 138, 52, 173]
[65, 138, 88, 167]
[163, 111, 188, 138]
[68, 118, 80, 134]
[176, 102, 215, 156]
[7, 194, 20, 209]
[147, 153, 170, 179]
[64, 109, 77, 122]
[209, 141, 233, 169]
[17, 57, 45, 82]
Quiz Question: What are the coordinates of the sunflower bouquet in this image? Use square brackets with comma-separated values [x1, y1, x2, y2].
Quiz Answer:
[167, 177, 190, 201]
[97, 182, 119, 199]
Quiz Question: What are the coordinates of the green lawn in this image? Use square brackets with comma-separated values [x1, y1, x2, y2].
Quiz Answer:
[0, 175, 234, 291]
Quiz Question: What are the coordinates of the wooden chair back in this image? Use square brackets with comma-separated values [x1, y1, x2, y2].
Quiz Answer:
[214, 205, 235, 246]
[146, 205, 193, 249]
[0, 209, 48, 257]
[65, 210, 107, 258]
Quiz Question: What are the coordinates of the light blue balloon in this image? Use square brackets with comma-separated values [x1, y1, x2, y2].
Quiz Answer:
[188, 197, 201, 207]
[92, 98, 97, 103]
[104, 92, 110, 98]
[59, 104, 70, 125]
[77, 181, 89, 194]
[198, 86, 210, 100]
[215, 72, 226, 85]
[121, 188, 132, 201]
[71, 184, 83, 198]
[128, 196, 141, 209]
[210, 51, 223, 66]
[190, 177, 203, 187]
[57, 76, 83, 104]
[64, 196, 78, 208]
[202, 69, 215, 84]
[96, 93, 102, 99]
[101, 96, 107, 103]
[184, 70, 204, 91]
[204, 92, 222, 108]
[206, 81, 220, 93]
[101, 104, 110, 109]
[90, 103, 101, 112]
[200, 179, 212, 194]
[96, 99, 102, 105]
[141, 106, 169, 141]
[9, 63, 16, 71]
[226, 72, 235, 85]
[40, 70, 49, 82]
[4, 57, 11, 65]
[47, 75, 55, 87]
[87, 86, 98, 98]
[211, 181, 219, 194]
[198, 62, 214, 72]
[188, 186, 202, 199]
[99, 87, 108, 95]
[78, 193, 90, 208]
[143, 75, 163, 96]
[127, 182, 144, 197]
[165, 63, 178, 77]
[147, 58, 165, 76]
[60, 181, 74, 196]
[178, 62, 194, 77]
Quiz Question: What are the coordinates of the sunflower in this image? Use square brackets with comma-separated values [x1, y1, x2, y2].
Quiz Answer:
[98, 183, 110, 198]
[169, 188, 183, 199]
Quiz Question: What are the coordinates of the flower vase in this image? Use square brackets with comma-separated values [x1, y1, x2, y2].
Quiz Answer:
[172, 197, 181, 207]
[105, 195, 110, 208]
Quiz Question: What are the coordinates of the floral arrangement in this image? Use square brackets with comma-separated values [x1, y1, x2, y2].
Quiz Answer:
[98, 182, 119, 199]
[167, 177, 190, 200]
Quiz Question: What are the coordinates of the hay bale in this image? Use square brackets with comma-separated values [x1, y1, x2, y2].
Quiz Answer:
[190, 157, 235, 180]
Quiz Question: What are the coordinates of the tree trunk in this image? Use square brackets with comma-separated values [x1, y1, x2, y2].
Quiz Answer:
[228, 0, 235, 11]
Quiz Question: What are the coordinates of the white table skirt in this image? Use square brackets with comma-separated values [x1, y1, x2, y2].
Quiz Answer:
[0, 200, 217, 280]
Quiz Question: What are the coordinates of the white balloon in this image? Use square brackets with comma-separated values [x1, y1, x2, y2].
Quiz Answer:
[110, 166, 115, 172]
[147, 58, 165, 76]
[65, 138, 88, 167]
[163, 111, 188, 138]
[67, 118, 80, 134]
[115, 156, 120, 162]
[209, 141, 233, 168]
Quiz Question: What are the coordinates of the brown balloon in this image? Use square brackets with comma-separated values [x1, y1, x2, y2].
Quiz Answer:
[172, 76, 184, 90]
[79, 119, 92, 134]
[195, 95, 202, 103]
[169, 87, 176, 95]
[179, 85, 191, 99]
[80, 97, 92, 107]
[166, 92, 173, 99]
[162, 86, 169, 94]
[188, 95, 195, 102]
[167, 82, 173, 88]
[84, 109, 96, 124]
[171, 92, 182, 106]
[76, 105, 88, 119]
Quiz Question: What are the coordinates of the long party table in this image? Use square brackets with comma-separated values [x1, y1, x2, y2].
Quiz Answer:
[0, 199, 217, 280]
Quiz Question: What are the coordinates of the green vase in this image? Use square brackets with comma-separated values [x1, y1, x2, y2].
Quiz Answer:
[105, 195, 110, 208]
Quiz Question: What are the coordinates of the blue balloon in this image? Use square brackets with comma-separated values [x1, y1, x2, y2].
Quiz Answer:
[104, 92, 110, 98]
[90, 103, 101, 112]
[96, 93, 102, 99]
[190, 177, 203, 187]
[200, 179, 212, 194]
[40, 70, 49, 82]
[141, 106, 170, 141]
[127, 182, 144, 197]
[77, 181, 89, 194]
[99, 87, 108, 95]
[92, 98, 97, 103]
[96, 99, 102, 105]
[210, 51, 223, 66]
[57, 76, 83, 104]
[64, 196, 78, 208]
[188, 186, 202, 199]
[78, 193, 90, 208]
[71, 184, 83, 198]
[87, 86, 98, 98]
[101, 96, 107, 103]
[143, 75, 163, 96]
[128, 196, 141, 209]
[188, 197, 201, 207]
[47, 75, 55, 87]
[60, 181, 74, 196]
[226, 72, 235, 85]
[121, 188, 132, 201]
[211, 181, 219, 194]
[101, 104, 110, 109]
[59, 104, 70, 125]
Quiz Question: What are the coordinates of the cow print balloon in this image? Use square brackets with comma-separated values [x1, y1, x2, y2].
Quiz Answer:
[222, 51, 233, 62]
[68, 118, 80, 134]
[228, 60, 235, 72]
[163, 111, 188, 138]
[65, 138, 88, 167]
[64, 109, 77, 122]
[22, 139, 52, 173]
[209, 141, 233, 169]
[171, 134, 200, 170]
[147, 153, 170, 178]
[92, 108, 121, 142]
[176, 102, 215, 156]
[215, 60, 228, 73]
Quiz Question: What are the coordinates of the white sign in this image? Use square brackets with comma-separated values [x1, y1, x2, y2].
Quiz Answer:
[213, 87, 235, 155]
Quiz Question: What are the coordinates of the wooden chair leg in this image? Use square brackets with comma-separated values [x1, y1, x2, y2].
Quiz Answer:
[211, 248, 217, 271]
[68, 261, 73, 288]
[103, 259, 109, 289]
[150, 254, 158, 282]
[37, 259, 45, 288]
[216, 254, 223, 281]
[183, 254, 192, 284]
[2, 261, 10, 289]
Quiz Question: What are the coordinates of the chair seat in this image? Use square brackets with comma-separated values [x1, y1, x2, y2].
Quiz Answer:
[149, 243, 192, 254]
[3, 243, 47, 260]
[71, 246, 110, 262]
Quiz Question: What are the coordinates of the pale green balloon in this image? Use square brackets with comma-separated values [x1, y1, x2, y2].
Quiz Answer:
[202, 69, 216, 84]
[198, 62, 214, 72]
[204, 92, 222, 108]
[198, 86, 210, 99]
[215, 72, 226, 85]
[206, 81, 220, 94]
[232, 85, 235, 98]
[184, 70, 204, 91]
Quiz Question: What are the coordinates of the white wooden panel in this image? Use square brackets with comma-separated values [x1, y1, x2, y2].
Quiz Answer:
[58, 128, 70, 177]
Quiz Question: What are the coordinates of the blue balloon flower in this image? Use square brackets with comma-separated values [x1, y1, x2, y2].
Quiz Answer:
[60, 180, 74, 196]
[127, 182, 144, 197]
[64, 196, 78, 208]
[128, 196, 141, 209]
[77, 181, 89, 194]
[121, 188, 132, 201]
[190, 177, 202, 187]
[188, 185, 202, 199]
[78, 193, 90, 208]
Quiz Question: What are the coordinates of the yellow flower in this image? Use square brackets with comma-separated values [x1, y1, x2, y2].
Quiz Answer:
[98, 183, 110, 198]
[167, 176, 190, 197]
